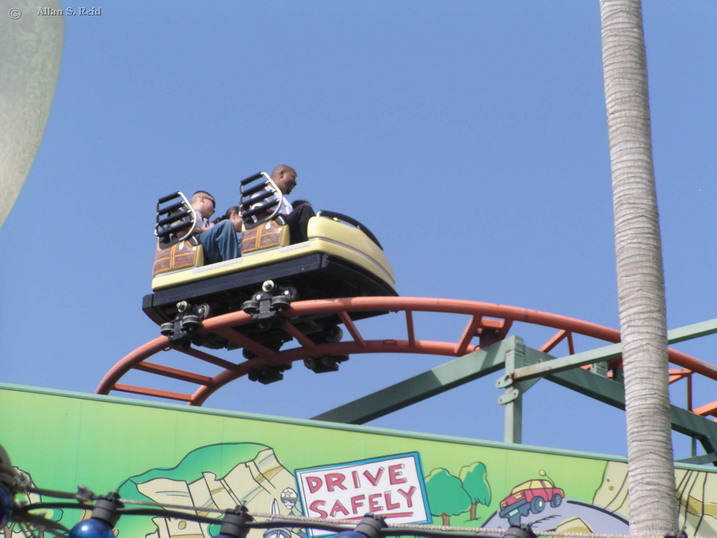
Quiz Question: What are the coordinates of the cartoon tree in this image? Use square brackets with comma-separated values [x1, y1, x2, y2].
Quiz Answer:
[459, 462, 491, 520]
[425, 468, 471, 526]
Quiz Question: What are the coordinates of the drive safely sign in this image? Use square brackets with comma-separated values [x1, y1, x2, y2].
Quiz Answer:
[295, 452, 431, 535]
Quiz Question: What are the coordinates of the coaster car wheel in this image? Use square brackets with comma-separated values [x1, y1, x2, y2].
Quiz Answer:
[247, 363, 292, 384]
[304, 354, 348, 374]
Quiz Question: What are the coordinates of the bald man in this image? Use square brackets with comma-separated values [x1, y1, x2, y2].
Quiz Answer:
[270, 164, 315, 243]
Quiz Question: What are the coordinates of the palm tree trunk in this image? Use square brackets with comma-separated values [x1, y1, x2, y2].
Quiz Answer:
[599, 0, 678, 534]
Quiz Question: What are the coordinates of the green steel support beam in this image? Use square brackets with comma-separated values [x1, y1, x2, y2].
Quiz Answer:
[311, 321, 717, 463]
[498, 343, 717, 462]
[511, 317, 717, 382]
[312, 338, 513, 424]
[495, 342, 543, 444]
[498, 337, 525, 444]
[541, 361, 717, 461]
[666, 318, 717, 344]
[511, 342, 622, 382]
[677, 453, 717, 465]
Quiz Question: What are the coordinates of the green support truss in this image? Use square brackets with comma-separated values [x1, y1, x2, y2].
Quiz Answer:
[313, 318, 717, 465]
[312, 338, 510, 424]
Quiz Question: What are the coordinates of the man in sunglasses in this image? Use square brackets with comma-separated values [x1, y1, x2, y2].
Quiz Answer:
[190, 191, 217, 232]
[188, 190, 241, 264]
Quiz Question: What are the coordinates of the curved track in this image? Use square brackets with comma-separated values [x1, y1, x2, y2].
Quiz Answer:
[97, 297, 717, 412]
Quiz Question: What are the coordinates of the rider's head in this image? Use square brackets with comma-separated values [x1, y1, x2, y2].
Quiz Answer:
[191, 191, 216, 219]
[271, 165, 298, 195]
[226, 206, 243, 232]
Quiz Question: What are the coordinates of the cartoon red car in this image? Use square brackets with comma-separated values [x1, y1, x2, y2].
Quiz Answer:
[499, 479, 564, 523]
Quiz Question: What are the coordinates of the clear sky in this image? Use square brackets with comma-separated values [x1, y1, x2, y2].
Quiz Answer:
[1, 1, 716, 460]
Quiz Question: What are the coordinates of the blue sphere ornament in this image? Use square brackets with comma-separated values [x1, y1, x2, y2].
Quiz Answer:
[0, 483, 13, 527]
[69, 518, 116, 538]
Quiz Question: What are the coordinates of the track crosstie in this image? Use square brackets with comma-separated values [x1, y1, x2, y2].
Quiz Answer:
[97, 297, 717, 418]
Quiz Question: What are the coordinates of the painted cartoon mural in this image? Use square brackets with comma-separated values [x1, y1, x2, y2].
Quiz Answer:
[3, 385, 717, 536]
[424, 463, 491, 525]
[116, 443, 301, 537]
[2, 470, 66, 538]
[295, 452, 430, 535]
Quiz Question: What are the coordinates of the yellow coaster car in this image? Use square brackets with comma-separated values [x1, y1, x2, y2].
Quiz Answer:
[142, 172, 397, 357]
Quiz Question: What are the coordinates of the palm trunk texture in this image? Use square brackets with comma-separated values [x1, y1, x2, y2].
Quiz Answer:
[599, 0, 678, 534]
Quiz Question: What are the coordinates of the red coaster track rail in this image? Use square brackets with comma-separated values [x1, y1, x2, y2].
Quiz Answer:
[96, 297, 717, 415]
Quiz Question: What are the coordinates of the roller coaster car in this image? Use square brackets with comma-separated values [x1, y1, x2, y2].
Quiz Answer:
[142, 172, 397, 357]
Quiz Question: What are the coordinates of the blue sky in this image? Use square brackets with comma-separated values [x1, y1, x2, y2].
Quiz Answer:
[1, 1, 716, 460]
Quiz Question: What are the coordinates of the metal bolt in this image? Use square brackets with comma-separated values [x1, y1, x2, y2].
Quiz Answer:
[262, 280, 275, 292]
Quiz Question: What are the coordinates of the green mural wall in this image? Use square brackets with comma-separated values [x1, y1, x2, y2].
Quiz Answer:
[2, 384, 717, 536]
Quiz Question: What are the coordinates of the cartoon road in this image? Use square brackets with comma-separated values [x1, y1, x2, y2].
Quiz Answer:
[482, 499, 629, 534]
